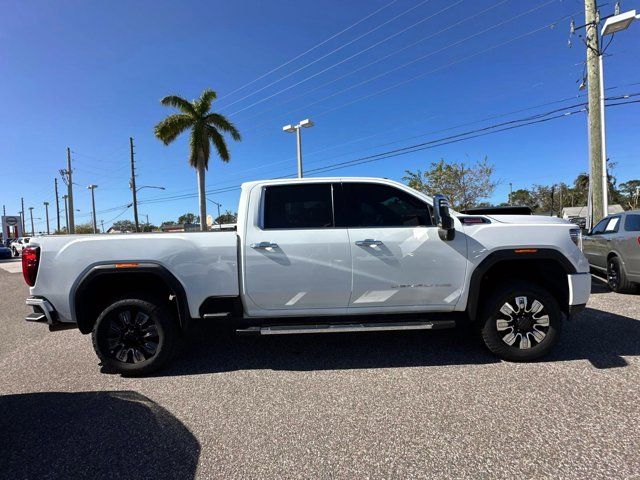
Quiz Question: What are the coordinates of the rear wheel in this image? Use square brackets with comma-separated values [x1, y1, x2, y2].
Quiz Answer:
[91, 297, 180, 376]
[607, 256, 635, 293]
[480, 282, 561, 362]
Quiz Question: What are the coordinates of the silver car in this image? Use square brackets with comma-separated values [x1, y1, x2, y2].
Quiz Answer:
[582, 210, 640, 292]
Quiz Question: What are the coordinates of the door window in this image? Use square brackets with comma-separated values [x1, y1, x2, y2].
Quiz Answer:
[339, 183, 432, 228]
[624, 214, 640, 232]
[591, 218, 609, 235]
[263, 184, 334, 229]
[604, 216, 620, 233]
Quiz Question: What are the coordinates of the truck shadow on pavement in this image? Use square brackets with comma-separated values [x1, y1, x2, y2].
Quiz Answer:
[153, 277, 640, 376]
[0, 391, 200, 479]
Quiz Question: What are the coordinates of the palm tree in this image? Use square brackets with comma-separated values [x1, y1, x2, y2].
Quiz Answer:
[154, 89, 241, 231]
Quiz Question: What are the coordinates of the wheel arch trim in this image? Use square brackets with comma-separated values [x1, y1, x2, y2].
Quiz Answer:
[71, 262, 190, 333]
[466, 248, 576, 321]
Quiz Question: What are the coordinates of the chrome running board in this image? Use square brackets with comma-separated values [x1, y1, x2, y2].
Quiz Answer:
[236, 320, 456, 335]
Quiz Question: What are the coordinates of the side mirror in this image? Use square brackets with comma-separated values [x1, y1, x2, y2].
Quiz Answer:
[433, 194, 455, 241]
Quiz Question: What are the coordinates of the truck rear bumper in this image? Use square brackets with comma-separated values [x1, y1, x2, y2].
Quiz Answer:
[567, 272, 591, 312]
[25, 297, 76, 331]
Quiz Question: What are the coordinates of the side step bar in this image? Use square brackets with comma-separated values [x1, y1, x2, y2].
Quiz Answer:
[236, 320, 456, 336]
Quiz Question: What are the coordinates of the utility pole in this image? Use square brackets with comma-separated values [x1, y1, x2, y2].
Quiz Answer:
[28, 207, 35, 236]
[54, 178, 61, 232]
[100, 219, 105, 233]
[585, 0, 606, 225]
[509, 182, 513, 205]
[66, 147, 75, 233]
[129, 137, 140, 232]
[88, 184, 98, 234]
[44, 202, 50, 235]
[20, 197, 25, 233]
[62, 195, 69, 232]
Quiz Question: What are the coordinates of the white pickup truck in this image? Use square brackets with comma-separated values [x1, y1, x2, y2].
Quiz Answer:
[23, 177, 590, 375]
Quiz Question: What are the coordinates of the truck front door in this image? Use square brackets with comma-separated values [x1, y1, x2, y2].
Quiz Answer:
[243, 182, 352, 314]
[338, 182, 467, 311]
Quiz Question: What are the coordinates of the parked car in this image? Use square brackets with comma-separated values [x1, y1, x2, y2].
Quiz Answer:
[0, 245, 12, 259]
[11, 237, 31, 257]
[582, 210, 640, 293]
[22, 177, 590, 375]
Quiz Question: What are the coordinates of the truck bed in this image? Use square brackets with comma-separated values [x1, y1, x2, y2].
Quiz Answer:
[29, 231, 239, 321]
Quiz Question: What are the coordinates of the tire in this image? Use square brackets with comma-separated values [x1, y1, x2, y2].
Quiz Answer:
[12, 248, 18, 257]
[607, 256, 635, 293]
[480, 281, 561, 362]
[91, 297, 180, 376]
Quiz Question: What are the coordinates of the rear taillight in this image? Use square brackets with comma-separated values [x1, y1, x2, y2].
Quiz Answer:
[22, 246, 40, 286]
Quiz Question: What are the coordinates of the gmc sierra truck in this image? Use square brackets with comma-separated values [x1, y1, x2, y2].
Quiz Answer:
[22, 177, 591, 375]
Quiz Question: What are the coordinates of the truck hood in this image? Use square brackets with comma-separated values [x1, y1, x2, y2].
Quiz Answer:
[483, 215, 571, 225]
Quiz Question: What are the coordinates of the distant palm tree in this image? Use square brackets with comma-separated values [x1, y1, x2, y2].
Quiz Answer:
[154, 89, 241, 231]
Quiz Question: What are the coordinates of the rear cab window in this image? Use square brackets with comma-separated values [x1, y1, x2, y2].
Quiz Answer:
[263, 183, 334, 229]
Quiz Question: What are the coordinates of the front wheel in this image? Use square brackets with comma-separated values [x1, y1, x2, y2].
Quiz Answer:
[91, 297, 180, 376]
[480, 282, 561, 362]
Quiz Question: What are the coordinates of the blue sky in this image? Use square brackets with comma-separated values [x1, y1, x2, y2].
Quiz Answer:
[1, 0, 639, 231]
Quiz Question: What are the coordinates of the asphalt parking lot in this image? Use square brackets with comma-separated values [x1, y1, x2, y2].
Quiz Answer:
[1, 260, 639, 479]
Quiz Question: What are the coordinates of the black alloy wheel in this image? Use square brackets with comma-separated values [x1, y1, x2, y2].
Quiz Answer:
[92, 297, 180, 376]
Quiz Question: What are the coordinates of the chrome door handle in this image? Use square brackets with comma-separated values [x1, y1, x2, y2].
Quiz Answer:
[251, 241, 279, 249]
[355, 239, 383, 247]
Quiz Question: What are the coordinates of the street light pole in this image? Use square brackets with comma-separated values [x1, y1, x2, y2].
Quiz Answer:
[88, 184, 98, 234]
[206, 198, 222, 222]
[43, 202, 50, 235]
[28, 207, 34, 236]
[579, 4, 639, 227]
[283, 119, 314, 178]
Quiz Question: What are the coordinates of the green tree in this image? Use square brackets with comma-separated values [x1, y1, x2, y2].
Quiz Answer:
[74, 222, 95, 234]
[154, 89, 241, 231]
[178, 213, 199, 224]
[141, 224, 158, 232]
[403, 157, 497, 211]
[215, 210, 237, 225]
[111, 220, 136, 232]
[509, 189, 538, 210]
[619, 180, 640, 209]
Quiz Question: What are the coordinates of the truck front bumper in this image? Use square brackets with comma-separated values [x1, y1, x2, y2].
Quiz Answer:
[25, 297, 75, 331]
[567, 272, 591, 315]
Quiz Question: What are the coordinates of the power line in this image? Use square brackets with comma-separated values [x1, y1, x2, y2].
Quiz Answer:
[244, 3, 574, 133]
[238, 0, 511, 123]
[226, 0, 465, 117]
[126, 88, 640, 208]
[306, 3, 572, 121]
[215, 0, 400, 102]
[218, 0, 435, 111]
[113, 97, 639, 211]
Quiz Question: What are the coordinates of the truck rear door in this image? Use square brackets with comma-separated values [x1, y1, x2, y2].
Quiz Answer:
[242, 182, 351, 314]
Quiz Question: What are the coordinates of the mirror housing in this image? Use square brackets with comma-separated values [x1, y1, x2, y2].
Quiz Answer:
[433, 194, 455, 241]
